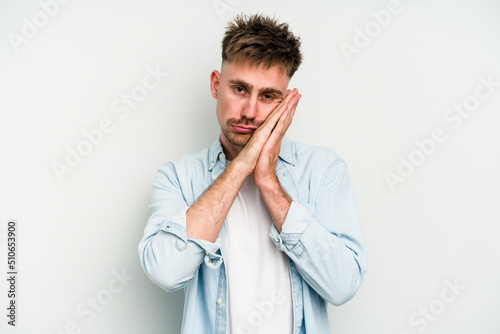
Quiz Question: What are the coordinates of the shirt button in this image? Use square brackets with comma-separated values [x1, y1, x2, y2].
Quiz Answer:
[212, 175, 218, 180]
[288, 158, 293, 162]
[218, 153, 223, 159]
[217, 298, 222, 304]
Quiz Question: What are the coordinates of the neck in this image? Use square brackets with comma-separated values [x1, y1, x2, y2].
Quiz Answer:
[219, 135, 242, 161]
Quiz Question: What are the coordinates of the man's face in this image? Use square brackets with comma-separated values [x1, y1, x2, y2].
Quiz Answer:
[210, 61, 290, 159]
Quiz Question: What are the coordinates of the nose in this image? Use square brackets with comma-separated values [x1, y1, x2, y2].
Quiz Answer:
[241, 96, 259, 120]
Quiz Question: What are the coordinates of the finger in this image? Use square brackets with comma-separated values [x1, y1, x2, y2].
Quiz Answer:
[285, 88, 297, 101]
[253, 90, 299, 144]
[264, 91, 300, 132]
[260, 97, 291, 129]
[288, 93, 301, 116]
[258, 94, 300, 158]
[267, 97, 299, 143]
[263, 112, 289, 152]
[247, 100, 290, 149]
[280, 93, 301, 129]
[275, 88, 296, 112]
[265, 89, 297, 123]
[280, 94, 300, 124]
[258, 92, 300, 155]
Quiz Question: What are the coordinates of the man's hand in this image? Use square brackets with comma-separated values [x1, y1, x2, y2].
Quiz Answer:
[254, 88, 301, 187]
[232, 88, 301, 178]
[186, 89, 301, 241]
[237, 88, 301, 231]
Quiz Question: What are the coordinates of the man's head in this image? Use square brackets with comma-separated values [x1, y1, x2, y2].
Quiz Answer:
[221, 14, 302, 78]
[210, 14, 302, 159]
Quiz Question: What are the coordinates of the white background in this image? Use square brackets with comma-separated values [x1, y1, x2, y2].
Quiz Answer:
[1, 0, 499, 333]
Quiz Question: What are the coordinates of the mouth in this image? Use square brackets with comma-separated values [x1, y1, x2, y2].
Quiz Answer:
[231, 125, 256, 134]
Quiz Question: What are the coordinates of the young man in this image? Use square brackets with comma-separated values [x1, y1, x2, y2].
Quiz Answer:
[139, 14, 367, 334]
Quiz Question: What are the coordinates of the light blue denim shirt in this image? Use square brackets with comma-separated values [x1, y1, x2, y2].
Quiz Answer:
[138, 136, 367, 334]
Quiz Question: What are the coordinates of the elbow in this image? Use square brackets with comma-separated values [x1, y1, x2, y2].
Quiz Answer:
[328, 285, 359, 306]
[328, 256, 367, 306]
[138, 237, 192, 292]
[145, 265, 188, 292]
[327, 276, 364, 306]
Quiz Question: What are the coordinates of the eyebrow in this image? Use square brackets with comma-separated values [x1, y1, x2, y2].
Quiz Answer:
[229, 79, 284, 97]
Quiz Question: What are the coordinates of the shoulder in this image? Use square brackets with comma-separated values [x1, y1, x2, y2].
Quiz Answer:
[160, 145, 211, 176]
[152, 144, 214, 202]
[175, 146, 211, 168]
[283, 138, 351, 200]
[161, 137, 222, 171]
[287, 138, 345, 170]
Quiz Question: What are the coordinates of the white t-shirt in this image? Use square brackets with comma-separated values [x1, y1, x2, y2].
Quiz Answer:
[224, 173, 293, 334]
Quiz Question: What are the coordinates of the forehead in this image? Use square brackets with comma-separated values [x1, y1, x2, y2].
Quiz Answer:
[220, 61, 290, 90]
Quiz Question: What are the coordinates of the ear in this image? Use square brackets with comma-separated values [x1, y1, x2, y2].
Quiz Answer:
[210, 70, 220, 99]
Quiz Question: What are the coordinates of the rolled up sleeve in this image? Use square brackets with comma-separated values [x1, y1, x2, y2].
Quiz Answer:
[269, 159, 367, 306]
[138, 163, 222, 292]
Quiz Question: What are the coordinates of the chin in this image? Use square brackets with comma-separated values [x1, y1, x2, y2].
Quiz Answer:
[225, 132, 251, 148]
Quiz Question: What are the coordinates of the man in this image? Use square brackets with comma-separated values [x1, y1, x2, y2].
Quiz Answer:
[138, 14, 367, 334]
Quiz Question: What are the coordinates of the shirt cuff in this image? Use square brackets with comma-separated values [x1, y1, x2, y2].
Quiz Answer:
[191, 237, 223, 268]
[269, 201, 313, 250]
[161, 207, 223, 269]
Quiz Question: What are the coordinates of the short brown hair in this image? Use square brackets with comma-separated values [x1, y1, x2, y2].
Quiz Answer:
[221, 14, 302, 78]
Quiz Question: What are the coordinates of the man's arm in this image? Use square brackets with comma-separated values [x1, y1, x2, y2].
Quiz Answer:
[186, 89, 301, 242]
[185, 161, 247, 243]
[270, 158, 367, 306]
[253, 89, 301, 230]
[253, 91, 366, 305]
[138, 90, 301, 291]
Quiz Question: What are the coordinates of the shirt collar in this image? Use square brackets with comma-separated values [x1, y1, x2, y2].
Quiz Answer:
[207, 135, 295, 171]
[278, 135, 295, 166]
[208, 137, 225, 171]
